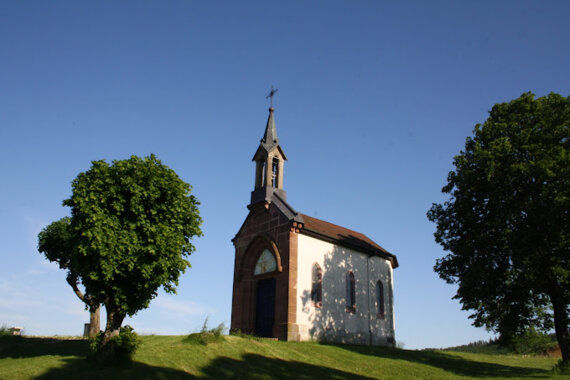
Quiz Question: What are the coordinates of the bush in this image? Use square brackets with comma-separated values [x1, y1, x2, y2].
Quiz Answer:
[185, 318, 226, 345]
[0, 324, 22, 341]
[90, 325, 141, 363]
[553, 359, 569, 375]
[511, 330, 557, 355]
[445, 332, 558, 357]
[443, 339, 511, 355]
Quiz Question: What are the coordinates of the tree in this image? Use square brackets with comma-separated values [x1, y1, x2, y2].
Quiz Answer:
[427, 92, 569, 364]
[38, 217, 100, 337]
[38, 154, 202, 357]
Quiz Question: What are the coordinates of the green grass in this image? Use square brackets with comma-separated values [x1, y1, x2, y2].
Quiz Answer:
[0, 335, 566, 379]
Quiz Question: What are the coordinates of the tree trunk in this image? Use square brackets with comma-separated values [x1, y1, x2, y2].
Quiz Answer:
[101, 308, 125, 346]
[88, 305, 101, 337]
[66, 273, 101, 338]
[550, 290, 569, 364]
[95, 306, 126, 362]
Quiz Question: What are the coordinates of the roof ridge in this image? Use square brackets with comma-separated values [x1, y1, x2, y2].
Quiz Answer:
[298, 212, 398, 268]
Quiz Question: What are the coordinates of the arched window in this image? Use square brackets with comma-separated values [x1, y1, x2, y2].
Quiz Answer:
[261, 160, 267, 187]
[311, 263, 322, 307]
[376, 280, 385, 318]
[345, 271, 355, 313]
[271, 157, 279, 188]
[254, 249, 277, 275]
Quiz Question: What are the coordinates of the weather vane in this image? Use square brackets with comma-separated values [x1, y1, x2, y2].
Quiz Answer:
[266, 85, 278, 108]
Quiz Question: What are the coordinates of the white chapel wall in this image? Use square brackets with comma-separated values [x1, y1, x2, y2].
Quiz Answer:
[296, 233, 395, 345]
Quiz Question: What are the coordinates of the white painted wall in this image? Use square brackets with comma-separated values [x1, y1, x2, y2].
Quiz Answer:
[296, 233, 395, 345]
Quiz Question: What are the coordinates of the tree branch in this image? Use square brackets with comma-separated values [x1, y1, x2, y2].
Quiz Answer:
[66, 272, 85, 301]
[66, 271, 96, 310]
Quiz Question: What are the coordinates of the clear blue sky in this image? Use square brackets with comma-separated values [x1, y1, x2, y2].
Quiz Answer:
[1, 1, 569, 349]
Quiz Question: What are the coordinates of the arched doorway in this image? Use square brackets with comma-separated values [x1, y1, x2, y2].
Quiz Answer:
[255, 277, 276, 337]
[232, 236, 283, 338]
[253, 247, 278, 337]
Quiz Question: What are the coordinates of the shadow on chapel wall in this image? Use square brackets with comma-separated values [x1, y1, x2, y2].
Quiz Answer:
[299, 243, 393, 345]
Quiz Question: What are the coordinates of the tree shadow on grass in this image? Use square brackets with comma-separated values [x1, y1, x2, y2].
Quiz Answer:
[0, 337, 90, 359]
[35, 357, 197, 380]
[5, 338, 373, 379]
[1, 337, 196, 379]
[199, 353, 375, 379]
[35, 354, 374, 380]
[333, 344, 551, 378]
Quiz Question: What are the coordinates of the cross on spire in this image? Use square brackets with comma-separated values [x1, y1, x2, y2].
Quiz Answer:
[266, 85, 278, 108]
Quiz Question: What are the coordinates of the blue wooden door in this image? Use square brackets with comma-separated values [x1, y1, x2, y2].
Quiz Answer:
[255, 278, 276, 337]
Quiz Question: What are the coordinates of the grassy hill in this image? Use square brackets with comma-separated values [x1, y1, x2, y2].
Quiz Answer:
[0, 335, 566, 379]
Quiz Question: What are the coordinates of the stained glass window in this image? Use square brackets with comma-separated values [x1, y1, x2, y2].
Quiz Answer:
[254, 249, 277, 275]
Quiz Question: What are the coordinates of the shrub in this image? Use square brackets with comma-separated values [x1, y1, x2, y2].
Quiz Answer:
[511, 330, 557, 355]
[185, 318, 226, 345]
[553, 359, 569, 375]
[443, 339, 510, 355]
[0, 324, 22, 341]
[90, 325, 141, 363]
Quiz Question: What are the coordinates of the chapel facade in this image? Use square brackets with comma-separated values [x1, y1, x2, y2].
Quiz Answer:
[230, 107, 398, 345]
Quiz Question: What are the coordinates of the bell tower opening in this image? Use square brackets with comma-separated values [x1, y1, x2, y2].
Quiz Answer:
[271, 157, 279, 188]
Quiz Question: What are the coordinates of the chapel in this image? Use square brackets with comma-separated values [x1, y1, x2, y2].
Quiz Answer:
[230, 106, 398, 346]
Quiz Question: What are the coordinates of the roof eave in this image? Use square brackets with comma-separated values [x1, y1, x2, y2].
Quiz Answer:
[298, 227, 399, 269]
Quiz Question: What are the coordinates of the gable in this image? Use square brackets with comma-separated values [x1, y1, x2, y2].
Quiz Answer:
[234, 194, 398, 268]
[233, 192, 302, 243]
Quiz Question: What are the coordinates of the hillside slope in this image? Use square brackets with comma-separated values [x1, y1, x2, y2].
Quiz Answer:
[0, 335, 565, 379]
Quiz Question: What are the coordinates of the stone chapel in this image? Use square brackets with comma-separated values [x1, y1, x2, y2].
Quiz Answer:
[230, 106, 399, 346]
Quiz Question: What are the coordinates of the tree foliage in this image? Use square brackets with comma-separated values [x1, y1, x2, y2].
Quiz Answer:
[38, 216, 101, 336]
[427, 92, 569, 363]
[38, 154, 202, 356]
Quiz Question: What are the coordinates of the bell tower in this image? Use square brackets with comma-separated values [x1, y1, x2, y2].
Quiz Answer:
[250, 107, 287, 205]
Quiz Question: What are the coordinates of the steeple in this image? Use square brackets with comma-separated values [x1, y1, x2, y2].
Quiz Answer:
[261, 107, 278, 149]
[255, 108, 287, 160]
[250, 107, 287, 205]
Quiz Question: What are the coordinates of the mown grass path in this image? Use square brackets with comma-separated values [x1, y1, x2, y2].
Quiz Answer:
[0, 335, 565, 379]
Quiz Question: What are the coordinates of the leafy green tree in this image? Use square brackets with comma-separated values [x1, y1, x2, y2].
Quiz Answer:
[427, 92, 569, 364]
[38, 155, 202, 356]
[38, 217, 101, 337]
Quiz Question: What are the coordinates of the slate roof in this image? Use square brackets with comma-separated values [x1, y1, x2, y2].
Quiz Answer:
[262, 107, 278, 147]
[298, 213, 398, 268]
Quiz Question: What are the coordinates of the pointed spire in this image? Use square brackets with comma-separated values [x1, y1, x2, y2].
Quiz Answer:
[253, 107, 287, 160]
[261, 107, 278, 146]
